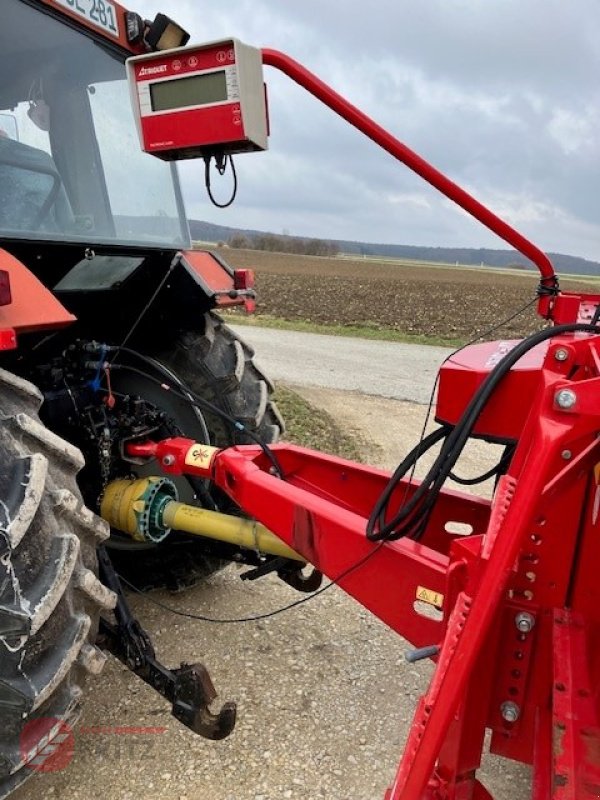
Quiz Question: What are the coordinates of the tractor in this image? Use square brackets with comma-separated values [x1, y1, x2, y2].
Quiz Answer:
[1, 2, 600, 800]
[0, 2, 291, 795]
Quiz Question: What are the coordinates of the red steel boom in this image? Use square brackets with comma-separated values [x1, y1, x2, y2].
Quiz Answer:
[118, 44, 600, 800]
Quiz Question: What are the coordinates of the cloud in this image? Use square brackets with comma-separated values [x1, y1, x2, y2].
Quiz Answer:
[138, 1, 600, 261]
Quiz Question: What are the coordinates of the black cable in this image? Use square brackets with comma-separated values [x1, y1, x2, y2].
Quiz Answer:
[449, 445, 514, 487]
[117, 542, 385, 624]
[96, 382, 218, 512]
[88, 339, 285, 478]
[368, 295, 539, 541]
[111, 347, 211, 446]
[204, 154, 238, 209]
[374, 425, 449, 532]
[109, 362, 285, 479]
[109, 253, 180, 364]
[112, 350, 282, 475]
[368, 322, 600, 542]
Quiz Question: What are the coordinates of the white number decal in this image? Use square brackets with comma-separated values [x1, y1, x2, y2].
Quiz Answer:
[54, 0, 120, 38]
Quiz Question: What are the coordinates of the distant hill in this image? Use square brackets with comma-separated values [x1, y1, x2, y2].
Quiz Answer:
[189, 219, 600, 277]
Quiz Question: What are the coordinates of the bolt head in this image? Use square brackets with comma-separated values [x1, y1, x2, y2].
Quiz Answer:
[556, 389, 577, 410]
[515, 611, 535, 633]
[554, 348, 569, 362]
[500, 701, 521, 723]
[162, 455, 176, 467]
[561, 450, 572, 460]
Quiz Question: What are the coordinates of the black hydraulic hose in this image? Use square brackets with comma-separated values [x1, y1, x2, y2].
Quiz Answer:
[114, 348, 212, 446]
[86, 339, 286, 477]
[108, 362, 285, 479]
[449, 444, 515, 487]
[372, 425, 450, 532]
[368, 323, 600, 542]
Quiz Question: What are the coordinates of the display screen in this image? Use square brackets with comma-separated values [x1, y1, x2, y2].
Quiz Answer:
[150, 71, 228, 112]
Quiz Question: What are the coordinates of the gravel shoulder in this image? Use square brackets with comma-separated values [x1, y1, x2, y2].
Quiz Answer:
[15, 388, 529, 800]
[229, 325, 453, 404]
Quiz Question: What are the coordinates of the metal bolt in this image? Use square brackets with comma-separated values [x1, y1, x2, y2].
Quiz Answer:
[162, 455, 176, 467]
[555, 389, 577, 409]
[554, 348, 569, 362]
[515, 611, 535, 633]
[561, 450, 572, 460]
[500, 701, 521, 723]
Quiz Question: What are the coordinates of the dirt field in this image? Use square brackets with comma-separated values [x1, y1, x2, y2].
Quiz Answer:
[224, 248, 596, 341]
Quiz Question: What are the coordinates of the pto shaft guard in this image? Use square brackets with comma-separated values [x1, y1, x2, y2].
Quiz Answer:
[101, 476, 304, 561]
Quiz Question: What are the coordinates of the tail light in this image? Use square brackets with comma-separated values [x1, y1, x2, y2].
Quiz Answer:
[233, 269, 255, 291]
[0, 270, 11, 306]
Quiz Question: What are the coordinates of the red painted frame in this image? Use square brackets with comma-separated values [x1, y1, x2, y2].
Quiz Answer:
[128, 328, 600, 798]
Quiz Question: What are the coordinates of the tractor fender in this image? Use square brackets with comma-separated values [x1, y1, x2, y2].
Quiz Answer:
[0, 249, 75, 347]
[180, 250, 255, 310]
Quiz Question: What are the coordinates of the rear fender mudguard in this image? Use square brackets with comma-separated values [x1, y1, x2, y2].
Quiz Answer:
[0, 249, 75, 344]
[180, 250, 251, 310]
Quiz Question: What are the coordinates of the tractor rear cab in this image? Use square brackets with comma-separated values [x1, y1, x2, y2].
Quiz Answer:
[0, 0, 284, 555]
[0, 2, 288, 795]
[0, 0, 256, 334]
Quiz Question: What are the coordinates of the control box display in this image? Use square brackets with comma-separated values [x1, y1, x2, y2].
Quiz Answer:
[127, 39, 268, 161]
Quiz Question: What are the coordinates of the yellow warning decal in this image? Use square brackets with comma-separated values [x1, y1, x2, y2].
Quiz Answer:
[184, 444, 219, 471]
[416, 586, 444, 607]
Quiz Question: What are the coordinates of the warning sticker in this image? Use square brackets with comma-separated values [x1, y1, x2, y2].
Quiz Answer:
[416, 586, 444, 608]
[184, 444, 219, 471]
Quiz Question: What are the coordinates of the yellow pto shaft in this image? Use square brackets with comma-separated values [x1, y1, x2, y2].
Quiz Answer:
[101, 477, 302, 561]
[161, 502, 301, 560]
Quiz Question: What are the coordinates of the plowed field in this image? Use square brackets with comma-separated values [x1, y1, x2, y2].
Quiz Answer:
[224, 249, 597, 342]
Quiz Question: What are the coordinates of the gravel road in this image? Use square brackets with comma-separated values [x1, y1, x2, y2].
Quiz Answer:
[229, 325, 453, 404]
[14, 330, 529, 800]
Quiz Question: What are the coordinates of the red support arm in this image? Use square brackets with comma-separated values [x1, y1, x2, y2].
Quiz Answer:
[261, 48, 558, 313]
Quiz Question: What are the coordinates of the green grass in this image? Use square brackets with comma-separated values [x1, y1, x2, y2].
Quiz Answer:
[223, 312, 463, 348]
[273, 385, 376, 462]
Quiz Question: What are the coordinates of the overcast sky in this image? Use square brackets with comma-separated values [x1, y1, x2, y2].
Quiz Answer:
[135, 1, 600, 261]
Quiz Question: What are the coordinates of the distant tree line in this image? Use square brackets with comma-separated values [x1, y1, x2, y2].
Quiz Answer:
[228, 232, 339, 257]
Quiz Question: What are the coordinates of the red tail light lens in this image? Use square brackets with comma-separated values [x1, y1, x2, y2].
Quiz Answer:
[0, 270, 12, 306]
[233, 269, 255, 291]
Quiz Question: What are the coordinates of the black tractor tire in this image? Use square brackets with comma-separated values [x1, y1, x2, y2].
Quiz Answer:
[155, 312, 285, 447]
[0, 368, 115, 798]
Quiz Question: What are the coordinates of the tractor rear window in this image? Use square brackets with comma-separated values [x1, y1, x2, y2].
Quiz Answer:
[0, 0, 190, 249]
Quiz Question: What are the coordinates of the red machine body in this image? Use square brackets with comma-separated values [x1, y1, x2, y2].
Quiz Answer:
[0, 249, 75, 350]
[128, 325, 600, 799]
[124, 47, 600, 800]
[127, 39, 268, 161]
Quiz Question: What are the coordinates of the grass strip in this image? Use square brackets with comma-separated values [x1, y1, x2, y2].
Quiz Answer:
[273, 385, 376, 463]
[223, 313, 462, 348]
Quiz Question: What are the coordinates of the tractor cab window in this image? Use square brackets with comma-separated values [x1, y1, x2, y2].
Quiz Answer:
[0, 0, 189, 249]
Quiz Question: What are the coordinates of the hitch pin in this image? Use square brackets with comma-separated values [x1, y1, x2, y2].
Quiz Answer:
[405, 645, 440, 664]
